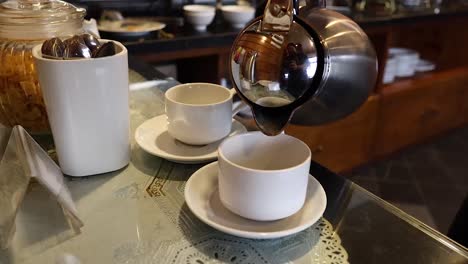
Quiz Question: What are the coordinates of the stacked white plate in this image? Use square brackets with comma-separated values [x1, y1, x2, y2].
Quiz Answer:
[401, 0, 431, 8]
[415, 59, 436, 72]
[383, 48, 436, 84]
[402, 0, 422, 7]
[390, 48, 420, 77]
[383, 56, 398, 84]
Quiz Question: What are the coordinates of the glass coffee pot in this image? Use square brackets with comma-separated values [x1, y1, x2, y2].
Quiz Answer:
[230, 0, 378, 135]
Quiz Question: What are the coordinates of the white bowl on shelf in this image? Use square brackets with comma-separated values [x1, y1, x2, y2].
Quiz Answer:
[183, 5, 216, 31]
[221, 5, 255, 28]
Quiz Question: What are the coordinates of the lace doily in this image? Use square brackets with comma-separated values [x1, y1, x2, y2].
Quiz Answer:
[113, 218, 348, 264]
[167, 218, 348, 264]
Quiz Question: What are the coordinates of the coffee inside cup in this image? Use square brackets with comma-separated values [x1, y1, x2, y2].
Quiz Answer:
[220, 134, 309, 170]
[218, 132, 311, 221]
[165, 84, 231, 105]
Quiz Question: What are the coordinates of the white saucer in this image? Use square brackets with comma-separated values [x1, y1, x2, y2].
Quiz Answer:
[184, 162, 327, 239]
[98, 19, 166, 37]
[135, 114, 247, 164]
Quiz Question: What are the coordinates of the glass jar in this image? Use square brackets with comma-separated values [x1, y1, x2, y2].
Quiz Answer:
[0, 0, 85, 133]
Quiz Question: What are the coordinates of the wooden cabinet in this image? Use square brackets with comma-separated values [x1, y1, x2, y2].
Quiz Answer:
[284, 67, 468, 173]
[374, 68, 468, 157]
[286, 95, 380, 173]
[460, 75, 468, 125]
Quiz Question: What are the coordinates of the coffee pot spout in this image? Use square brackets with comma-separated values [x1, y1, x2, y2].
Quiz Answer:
[251, 105, 294, 136]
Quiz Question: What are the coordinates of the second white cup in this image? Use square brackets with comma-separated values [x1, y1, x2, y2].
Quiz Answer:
[218, 132, 311, 221]
[165, 83, 244, 145]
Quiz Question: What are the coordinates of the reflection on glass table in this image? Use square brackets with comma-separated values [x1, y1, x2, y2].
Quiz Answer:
[0, 58, 466, 264]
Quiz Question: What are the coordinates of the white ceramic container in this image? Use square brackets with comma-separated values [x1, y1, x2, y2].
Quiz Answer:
[32, 40, 130, 176]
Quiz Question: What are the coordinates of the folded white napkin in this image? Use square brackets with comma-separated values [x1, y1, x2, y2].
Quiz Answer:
[0, 126, 82, 249]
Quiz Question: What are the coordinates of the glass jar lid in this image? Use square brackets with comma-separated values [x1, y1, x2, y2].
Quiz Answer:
[0, 0, 85, 40]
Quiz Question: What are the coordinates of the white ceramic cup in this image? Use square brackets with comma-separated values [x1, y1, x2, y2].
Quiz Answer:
[32, 40, 130, 176]
[165, 83, 245, 145]
[218, 131, 311, 221]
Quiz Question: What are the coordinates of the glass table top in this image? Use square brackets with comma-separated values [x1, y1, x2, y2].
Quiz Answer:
[0, 59, 467, 264]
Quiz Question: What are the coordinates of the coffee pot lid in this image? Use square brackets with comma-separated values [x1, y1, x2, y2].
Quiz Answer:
[0, 0, 85, 39]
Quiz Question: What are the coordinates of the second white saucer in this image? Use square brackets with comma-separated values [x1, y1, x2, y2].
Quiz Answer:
[135, 114, 247, 164]
[184, 162, 327, 239]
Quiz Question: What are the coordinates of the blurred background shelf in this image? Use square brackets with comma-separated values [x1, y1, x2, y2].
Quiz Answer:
[73, 0, 468, 173]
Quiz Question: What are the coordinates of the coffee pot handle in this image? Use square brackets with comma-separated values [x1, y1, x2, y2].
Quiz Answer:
[260, 0, 325, 33]
[261, 0, 294, 32]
